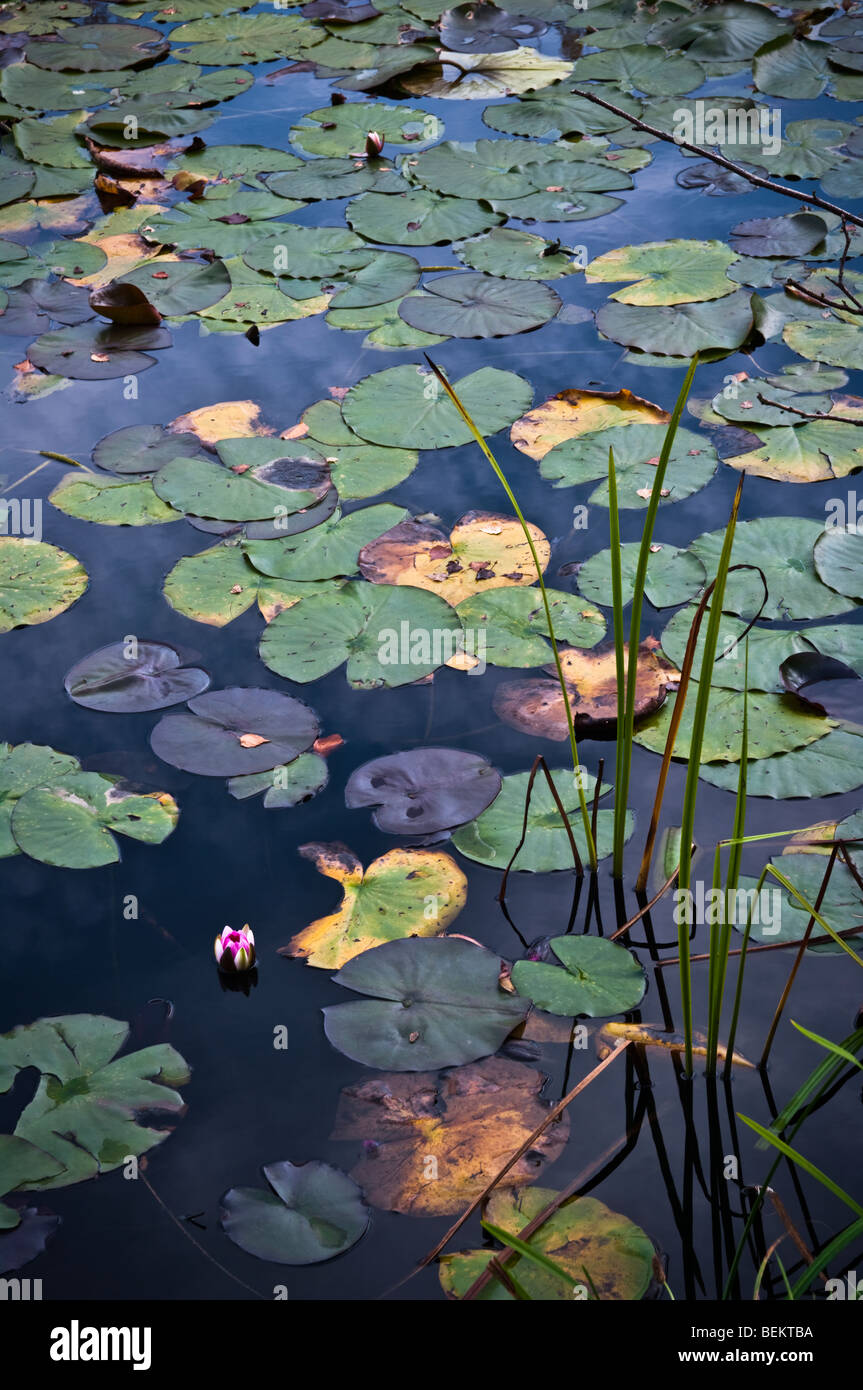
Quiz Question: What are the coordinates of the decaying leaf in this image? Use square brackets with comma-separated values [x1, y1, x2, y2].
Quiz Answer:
[510, 387, 669, 461]
[167, 400, 273, 447]
[595, 1021, 755, 1069]
[330, 1056, 569, 1215]
[281, 842, 466, 969]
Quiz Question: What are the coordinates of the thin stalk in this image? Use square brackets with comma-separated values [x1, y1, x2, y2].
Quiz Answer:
[737, 1115, 863, 1219]
[614, 354, 700, 878]
[708, 649, 748, 1075]
[481, 1221, 577, 1292]
[678, 474, 745, 1073]
[608, 444, 628, 875]
[723, 864, 767, 1079]
[425, 356, 597, 868]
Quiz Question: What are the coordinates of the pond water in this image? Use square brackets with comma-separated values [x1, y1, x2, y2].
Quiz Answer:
[1, 0, 862, 1303]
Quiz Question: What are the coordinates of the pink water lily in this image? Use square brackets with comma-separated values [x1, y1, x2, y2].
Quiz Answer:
[214, 924, 256, 973]
[364, 131, 384, 157]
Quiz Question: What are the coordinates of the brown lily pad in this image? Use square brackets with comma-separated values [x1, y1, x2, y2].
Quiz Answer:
[510, 387, 669, 461]
[494, 639, 679, 738]
[358, 510, 549, 607]
[89, 280, 161, 326]
[330, 1056, 569, 1216]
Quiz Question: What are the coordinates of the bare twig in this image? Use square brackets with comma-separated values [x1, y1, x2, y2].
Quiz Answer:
[756, 393, 863, 426]
[570, 88, 863, 229]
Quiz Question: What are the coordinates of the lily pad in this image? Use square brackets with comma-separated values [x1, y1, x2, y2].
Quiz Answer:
[512, 936, 646, 1017]
[456, 588, 605, 667]
[0, 1015, 189, 1189]
[259, 580, 465, 688]
[227, 752, 329, 810]
[244, 504, 407, 581]
[11, 774, 179, 869]
[171, 14, 320, 65]
[323, 937, 527, 1070]
[220, 1160, 368, 1265]
[0, 537, 87, 632]
[729, 213, 828, 259]
[27, 321, 170, 380]
[440, 4, 547, 53]
[456, 228, 583, 280]
[346, 188, 503, 245]
[49, 473, 182, 527]
[661, 609, 863, 694]
[439, 1186, 655, 1300]
[332, 1058, 569, 1216]
[633, 682, 832, 764]
[753, 35, 829, 100]
[164, 543, 342, 627]
[346, 747, 502, 834]
[813, 527, 863, 602]
[586, 240, 738, 305]
[0, 743, 82, 860]
[691, 516, 857, 621]
[452, 766, 627, 870]
[64, 641, 210, 713]
[540, 423, 717, 507]
[782, 320, 863, 371]
[358, 511, 549, 606]
[25, 23, 169, 72]
[267, 157, 404, 201]
[576, 541, 705, 609]
[699, 729, 863, 799]
[400, 47, 573, 100]
[165, 144, 303, 190]
[596, 289, 754, 356]
[780, 651, 863, 729]
[290, 102, 442, 157]
[150, 687, 320, 777]
[243, 225, 372, 281]
[511, 385, 669, 460]
[92, 423, 208, 477]
[342, 364, 533, 449]
[573, 44, 703, 95]
[483, 84, 641, 138]
[153, 455, 330, 523]
[115, 259, 231, 317]
[283, 842, 466, 969]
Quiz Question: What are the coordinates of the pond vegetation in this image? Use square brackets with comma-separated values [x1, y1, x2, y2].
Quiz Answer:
[0, 0, 862, 1305]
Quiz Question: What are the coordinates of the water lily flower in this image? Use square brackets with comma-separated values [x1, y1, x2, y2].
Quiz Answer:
[365, 131, 384, 157]
[214, 924, 256, 972]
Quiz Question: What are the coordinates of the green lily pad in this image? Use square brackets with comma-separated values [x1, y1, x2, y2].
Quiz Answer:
[0, 1135, 65, 1230]
[0, 1014, 189, 1188]
[409, 138, 540, 200]
[456, 228, 583, 279]
[0, 743, 82, 861]
[165, 144, 303, 190]
[244, 504, 406, 581]
[163, 541, 343, 627]
[152, 455, 330, 523]
[661, 609, 863, 693]
[452, 767, 628, 871]
[455, 588, 605, 666]
[398, 271, 560, 338]
[13, 110, 91, 168]
[439, 1187, 655, 1301]
[633, 682, 832, 764]
[115, 258, 231, 316]
[813, 527, 863, 602]
[782, 320, 863, 370]
[326, 293, 449, 348]
[92, 423, 208, 477]
[729, 213, 828, 259]
[586, 239, 738, 305]
[698, 729, 863, 799]
[228, 752, 329, 810]
[80, 97, 215, 145]
[170, 13, 321, 65]
[577, 541, 706, 609]
[0, 537, 88, 632]
[651, 2, 785, 62]
[596, 289, 754, 356]
[323, 937, 528, 1071]
[710, 379, 833, 429]
[221, 1160, 368, 1265]
[25, 23, 169, 72]
[150, 687, 320, 777]
[49, 473, 182, 527]
[267, 156, 404, 201]
[512, 936, 646, 1018]
[725, 414, 863, 483]
[243, 225, 372, 280]
[342, 363, 533, 449]
[691, 516, 857, 621]
[346, 188, 503, 245]
[573, 44, 703, 95]
[290, 102, 442, 157]
[483, 83, 641, 138]
[197, 257, 331, 328]
[540, 423, 717, 507]
[260, 579, 465, 687]
[753, 35, 829, 100]
[11, 773, 179, 868]
[327, 251, 420, 310]
[27, 321, 169, 380]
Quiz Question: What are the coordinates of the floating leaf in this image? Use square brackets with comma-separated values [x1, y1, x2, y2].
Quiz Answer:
[150, 688, 319, 776]
[267, 156, 404, 202]
[332, 1058, 568, 1216]
[586, 239, 738, 305]
[452, 766, 628, 870]
[259, 580, 464, 687]
[511, 386, 668, 460]
[0, 744, 81, 861]
[512, 937, 646, 1017]
[153, 455, 330, 523]
[780, 651, 863, 729]
[0, 1015, 189, 1190]
[724, 408, 863, 484]
[753, 35, 829, 100]
[346, 188, 502, 245]
[0, 538, 87, 632]
[92, 423, 208, 477]
[439, 1187, 655, 1300]
[244, 504, 406, 581]
[729, 213, 828, 258]
[165, 144, 302, 190]
[343, 364, 533, 449]
[227, 752, 329, 809]
[115, 258, 231, 316]
[813, 526, 863, 602]
[290, 102, 442, 157]
[401, 47, 573, 99]
[456, 588, 605, 667]
[699, 729, 863, 799]
[358, 511, 549, 606]
[661, 609, 863, 694]
[440, 4, 547, 53]
[782, 320, 863, 370]
[398, 270, 560, 338]
[64, 641, 210, 713]
[540, 423, 716, 507]
[691, 516, 857, 620]
[634, 682, 832, 764]
[171, 14, 320, 65]
[11, 775, 179, 869]
[483, 83, 641, 138]
[576, 541, 705, 609]
[323, 937, 527, 1071]
[164, 542, 342, 627]
[282, 842, 466, 969]
[25, 23, 169, 72]
[596, 289, 754, 356]
[49, 473, 182, 527]
[493, 642, 678, 739]
[345, 747, 502, 834]
[220, 1160, 368, 1265]
[455, 227, 582, 280]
